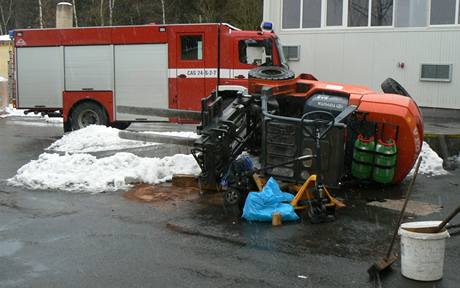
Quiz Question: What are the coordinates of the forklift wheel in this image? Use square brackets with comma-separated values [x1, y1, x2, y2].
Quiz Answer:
[248, 66, 295, 81]
[308, 204, 335, 224]
[224, 188, 243, 207]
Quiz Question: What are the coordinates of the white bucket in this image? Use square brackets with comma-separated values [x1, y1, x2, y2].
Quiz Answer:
[399, 221, 450, 281]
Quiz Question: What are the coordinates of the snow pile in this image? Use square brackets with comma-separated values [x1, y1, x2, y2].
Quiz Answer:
[2, 104, 40, 117]
[47, 125, 198, 153]
[8, 152, 200, 193]
[410, 141, 448, 176]
[48, 125, 152, 153]
[9, 125, 201, 193]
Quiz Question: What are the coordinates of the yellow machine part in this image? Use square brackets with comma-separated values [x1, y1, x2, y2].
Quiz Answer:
[252, 174, 345, 210]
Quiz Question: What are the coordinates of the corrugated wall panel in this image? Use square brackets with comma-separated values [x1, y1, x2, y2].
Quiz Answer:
[265, 0, 460, 109]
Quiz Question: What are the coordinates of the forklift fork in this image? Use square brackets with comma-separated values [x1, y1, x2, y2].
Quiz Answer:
[290, 175, 345, 210]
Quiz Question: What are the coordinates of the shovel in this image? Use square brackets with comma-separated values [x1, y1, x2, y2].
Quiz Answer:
[367, 156, 422, 278]
[401, 205, 460, 234]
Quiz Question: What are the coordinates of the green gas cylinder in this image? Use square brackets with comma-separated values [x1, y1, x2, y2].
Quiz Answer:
[351, 135, 375, 179]
[373, 139, 398, 184]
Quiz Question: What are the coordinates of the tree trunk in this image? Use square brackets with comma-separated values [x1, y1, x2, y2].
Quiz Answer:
[0, 0, 12, 34]
[38, 0, 44, 28]
[100, 0, 104, 26]
[72, 0, 78, 27]
[108, 0, 113, 26]
[160, 0, 165, 24]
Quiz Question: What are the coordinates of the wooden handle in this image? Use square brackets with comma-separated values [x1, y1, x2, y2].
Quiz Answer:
[385, 156, 422, 259]
[437, 206, 460, 233]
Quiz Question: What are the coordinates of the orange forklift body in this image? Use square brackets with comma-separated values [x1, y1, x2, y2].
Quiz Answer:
[249, 74, 423, 184]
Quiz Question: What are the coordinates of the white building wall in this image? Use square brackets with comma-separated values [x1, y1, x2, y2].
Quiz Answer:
[264, 0, 460, 109]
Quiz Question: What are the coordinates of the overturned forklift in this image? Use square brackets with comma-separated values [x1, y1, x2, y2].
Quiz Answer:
[190, 66, 423, 222]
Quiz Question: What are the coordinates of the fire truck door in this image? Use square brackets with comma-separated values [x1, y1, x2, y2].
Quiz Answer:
[175, 33, 206, 111]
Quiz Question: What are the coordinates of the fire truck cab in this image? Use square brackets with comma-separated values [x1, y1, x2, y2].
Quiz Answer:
[10, 23, 286, 130]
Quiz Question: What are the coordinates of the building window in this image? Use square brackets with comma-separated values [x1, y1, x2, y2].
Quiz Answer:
[348, 0, 393, 27]
[181, 35, 202, 60]
[302, 0, 322, 28]
[327, 0, 343, 26]
[282, 45, 300, 61]
[348, 0, 369, 27]
[283, 0, 301, 29]
[430, 0, 457, 25]
[371, 0, 393, 26]
[395, 0, 428, 27]
[281, 0, 460, 29]
[420, 64, 452, 82]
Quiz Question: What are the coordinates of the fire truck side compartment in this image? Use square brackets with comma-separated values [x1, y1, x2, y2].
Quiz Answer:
[64, 45, 113, 91]
[16, 47, 64, 108]
[114, 44, 169, 121]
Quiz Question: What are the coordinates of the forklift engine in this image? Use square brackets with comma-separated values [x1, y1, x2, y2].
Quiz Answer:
[192, 67, 423, 207]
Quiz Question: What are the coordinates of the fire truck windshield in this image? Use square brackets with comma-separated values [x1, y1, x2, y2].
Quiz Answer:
[238, 39, 273, 66]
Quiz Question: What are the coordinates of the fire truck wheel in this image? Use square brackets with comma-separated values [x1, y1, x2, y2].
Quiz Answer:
[70, 102, 108, 130]
[381, 78, 411, 98]
[110, 122, 131, 130]
[248, 66, 295, 81]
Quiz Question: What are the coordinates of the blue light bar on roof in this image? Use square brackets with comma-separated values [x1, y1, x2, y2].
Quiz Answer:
[261, 22, 273, 32]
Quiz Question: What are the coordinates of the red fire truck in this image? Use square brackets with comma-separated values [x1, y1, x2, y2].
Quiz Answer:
[10, 23, 286, 131]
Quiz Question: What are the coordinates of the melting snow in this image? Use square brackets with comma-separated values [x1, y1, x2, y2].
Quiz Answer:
[409, 141, 448, 176]
[8, 152, 200, 193]
[8, 125, 200, 193]
[47, 125, 198, 153]
[48, 125, 151, 153]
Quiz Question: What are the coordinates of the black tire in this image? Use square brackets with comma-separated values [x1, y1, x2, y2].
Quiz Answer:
[248, 66, 295, 81]
[63, 121, 72, 133]
[381, 78, 411, 98]
[70, 102, 108, 131]
[223, 188, 243, 207]
[110, 122, 131, 130]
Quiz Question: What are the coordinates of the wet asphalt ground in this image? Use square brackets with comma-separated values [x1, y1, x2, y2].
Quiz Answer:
[0, 117, 459, 288]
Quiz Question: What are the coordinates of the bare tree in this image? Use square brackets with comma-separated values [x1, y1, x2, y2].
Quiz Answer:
[38, 0, 44, 28]
[72, 0, 79, 27]
[100, 0, 104, 26]
[108, 0, 115, 26]
[0, 0, 13, 34]
[160, 0, 165, 24]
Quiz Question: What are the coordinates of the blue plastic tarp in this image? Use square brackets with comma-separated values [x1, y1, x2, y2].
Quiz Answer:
[242, 177, 299, 222]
